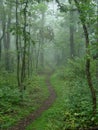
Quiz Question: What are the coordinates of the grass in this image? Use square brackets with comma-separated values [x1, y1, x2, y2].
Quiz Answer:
[0, 72, 49, 129]
[26, 69, 98, 130]
[26, 73, 66, 130]
[1, 65, 98, 129]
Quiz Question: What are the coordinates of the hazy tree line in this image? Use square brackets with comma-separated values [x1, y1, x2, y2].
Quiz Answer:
[0, 0, 54, 94]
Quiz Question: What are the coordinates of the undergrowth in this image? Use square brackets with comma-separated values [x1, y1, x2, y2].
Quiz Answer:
[27, 57, 98, 130]
[0, 71, 49, 129]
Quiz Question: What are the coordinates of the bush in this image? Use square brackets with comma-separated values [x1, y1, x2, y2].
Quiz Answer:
[49, 58, 98, 129]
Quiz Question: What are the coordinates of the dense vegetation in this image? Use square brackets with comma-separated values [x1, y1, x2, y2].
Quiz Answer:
[27, 59, 98, 130]
[0, 0, 98, 129]
[0, 72, 49, 129]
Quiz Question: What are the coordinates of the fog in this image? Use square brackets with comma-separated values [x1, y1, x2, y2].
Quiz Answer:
[0, 0, 98, 129]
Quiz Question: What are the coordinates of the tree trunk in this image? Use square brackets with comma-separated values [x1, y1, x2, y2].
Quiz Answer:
[3, 4, 11, 72]
[3, 30, 10, 71]
[36, 42, 41, 71]
[16, 0, 21, 88]
[74, 0, 96, 116]
[96, 0, 98, 79]
[21, 1, 28, 90]
[0, 41, 1, 61]
[6, 15, 11, 71]
[40, 11, 45, 69]
[69, 8, 75, 58]
[0, 26, 5, 61]
[27, 26, 31, 77]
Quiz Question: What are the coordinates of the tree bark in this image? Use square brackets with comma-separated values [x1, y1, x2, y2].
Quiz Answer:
[69, 8, 75, 58]
[16, 0, 21, 88]
[74, 0, 96, 116]
[6, 15, 11, 71]
[40, 11, 45, 69]
[0, 26, 5, 61]
[21, 0, 28, 89]
[96, 0, 98, 79]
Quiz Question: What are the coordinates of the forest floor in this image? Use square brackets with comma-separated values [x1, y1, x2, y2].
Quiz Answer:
[8, 74, 56, 130]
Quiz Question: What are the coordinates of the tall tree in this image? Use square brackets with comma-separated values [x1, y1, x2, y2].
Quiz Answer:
[56, 0, 75, 59]
[16, 0, 21, 88]
[21, 0, 28, 90]
[3, 2, 12, 71]
[69, 5, 75, 58]
[74, 0, 96, 116]
[96, 0, 98, 78]
[0, 0, 5, 61]
[40, 11, 45, 69]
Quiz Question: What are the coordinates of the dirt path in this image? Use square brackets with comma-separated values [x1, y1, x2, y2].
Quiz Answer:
[8, 74, 56, 130]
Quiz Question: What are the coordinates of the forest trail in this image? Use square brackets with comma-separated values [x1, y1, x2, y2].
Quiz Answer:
[8, 74, 56, 130]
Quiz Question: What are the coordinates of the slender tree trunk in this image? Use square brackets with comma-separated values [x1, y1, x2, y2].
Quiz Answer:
[21, 1, 28, 89]
[96, 0, 98, 78]
[0, 1, 5, 61]
[3, 4, 11, 72]
[0, 26, 5, 61]
[84, 24, 96, 115]
[6, 15, 11, 71]
[28, 26, 31, 77]
[40, 11, 45, 69]
[3, 21, 9, 71]
[36, 42, 41, 71]
[3, 31, 8, 71]
[69, 8, 75, 58]
[74, 0, 96, 116]
[0, 41, 1, 61]
[16, 0, 21, 88]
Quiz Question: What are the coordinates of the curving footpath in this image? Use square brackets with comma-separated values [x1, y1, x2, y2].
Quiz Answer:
[8, 74, 56, 130]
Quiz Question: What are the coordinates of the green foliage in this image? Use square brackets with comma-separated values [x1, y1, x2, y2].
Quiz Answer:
[56, 57, 86, 80]
[51, 58, 98, 129]
[0, 71, 49, 129]
[0, 0, 98, 129]
[28, 58, 98, 130]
